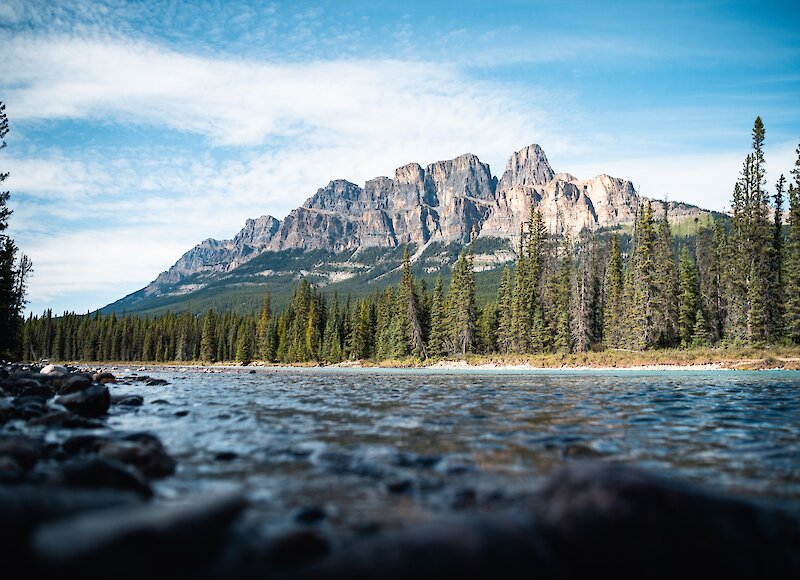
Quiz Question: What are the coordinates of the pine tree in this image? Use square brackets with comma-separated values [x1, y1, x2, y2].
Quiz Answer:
[495, 267, 514, 354]
[603, 233, 624, 349]
[553, 234, 572, 353]
[691, 309, 711, 348]
[677, 246, 699, 347]
[785, 142, 800, 343]
[449, 251, 477, 354]
[629, 201, 658, 350]
[256, 290, 272, 361]
[0, 102, 32, 359]
[767, 174, 786, 342]
[200, 310, 216, 361]
[235, 320, 252, 363]
[428, 275, 447, 357]
[653, 208, 678, 347]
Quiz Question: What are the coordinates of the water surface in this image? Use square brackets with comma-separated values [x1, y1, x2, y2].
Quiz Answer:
[106, 368, 800, 533]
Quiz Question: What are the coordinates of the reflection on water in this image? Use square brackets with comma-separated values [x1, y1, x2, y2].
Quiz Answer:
[107, 368, 800, 532]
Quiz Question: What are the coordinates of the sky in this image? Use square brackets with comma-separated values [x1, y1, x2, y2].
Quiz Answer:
[1, 0, 798, 315]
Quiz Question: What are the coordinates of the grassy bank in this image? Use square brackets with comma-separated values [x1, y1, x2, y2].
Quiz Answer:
[55, 346, 800, 371]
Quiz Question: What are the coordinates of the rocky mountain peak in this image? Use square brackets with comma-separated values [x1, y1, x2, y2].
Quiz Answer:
[498, 144, 555, 192]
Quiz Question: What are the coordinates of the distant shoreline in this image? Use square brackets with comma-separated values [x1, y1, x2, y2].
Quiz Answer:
[53, 347, 800, 373]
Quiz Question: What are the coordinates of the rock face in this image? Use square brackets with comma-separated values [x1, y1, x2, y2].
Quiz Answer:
[140, 144, 716, 297]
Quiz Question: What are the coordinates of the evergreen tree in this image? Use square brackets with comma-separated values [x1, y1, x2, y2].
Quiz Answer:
[629, 202, 658, 350]
[553, 234, 572, 353]
[256, 290, 272, 360]
[449, 251, 477, 354]
[691, 309, 711, 348]
[653, 208, 678, 347]
[677, 246, 699, 347]
[428, 275, 447, 357]
[767, 174, 786, 341]
[200, 310, 216, 361]
[785, 142, 800, 343]
[235, 320, 252, 363]
[0, 102, 32, 359]
[495, 267, 514, 354]
[603, 233, 624, 349]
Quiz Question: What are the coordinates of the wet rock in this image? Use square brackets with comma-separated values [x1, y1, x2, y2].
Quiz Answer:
[0, 455, 23, 482]
[28, 411, 105, 430]
[13, 396, 49, 419]
[0, 435, 43, 472]
[294, 505, 327, 524]
[561, 443, 605, 459]
[386, 479, 413, 494]
[174, 410, 189, 417]
[530, 462, 800, 578]
[0, 485, 142, 559]
[56, 384, 110, 417]
[145, 378, 169, 386]
[111, 394, 144, 407]
[214, 451, 238, 461]
[63, 433, 176, 479]
[31, 492, 247, 576]
[59, 457, 153, 499]
[151, 399, 171, 405]
[40, 364, 69, 376]
[450, 487, 477, 510]
[98, 434, 176, 479]
[92, 372, 116, 384]
[268, 529, 330, 569]
[57, 374, 93, 395]
[306, 515, 542, 580]
[20, 383, 55, 399]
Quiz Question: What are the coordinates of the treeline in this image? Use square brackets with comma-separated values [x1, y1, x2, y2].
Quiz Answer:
[20, 118, 800, 363]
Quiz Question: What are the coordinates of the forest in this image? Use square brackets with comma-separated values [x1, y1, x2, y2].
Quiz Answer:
[19, 118, 800, 364]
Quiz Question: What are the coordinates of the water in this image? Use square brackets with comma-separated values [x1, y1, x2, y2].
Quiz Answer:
[105, 368, 800, 534]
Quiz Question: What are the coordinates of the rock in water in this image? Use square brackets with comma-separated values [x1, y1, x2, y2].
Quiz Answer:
[32, 493, 247, 577]
[40, 364, 69, 376]
[56, 384, 110, 417]
[59, 457, 153, 499]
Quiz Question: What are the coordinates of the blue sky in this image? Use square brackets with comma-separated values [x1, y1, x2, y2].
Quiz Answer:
[1, 0, 798, 315]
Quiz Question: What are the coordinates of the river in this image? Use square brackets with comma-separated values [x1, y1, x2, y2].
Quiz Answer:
[103, 367, 800, 536]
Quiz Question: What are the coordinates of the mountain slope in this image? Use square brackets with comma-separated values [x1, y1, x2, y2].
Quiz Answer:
[103, 144, 720, 315]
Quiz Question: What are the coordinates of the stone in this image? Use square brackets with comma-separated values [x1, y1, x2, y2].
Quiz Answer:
[20, 383, 56, 399]
[12, 395, 49, 419]
[31, 492, 247, 575]
[213, 451, 238, 461]
[0, 435, 44, 471]
[92, 372, 117, 384]
[59, 457, 153, 499]
[145, 378, 169, 386]
[294, 505, 327, 524]
[267, 529, 330, 569]
[56, 384, 110, 417]
[28, 411, 105, 429]
[97, 435, 176, 479]
[40, 364, 69, 376]
[57, 374, 93, 395]
[111, 394, 144, 406]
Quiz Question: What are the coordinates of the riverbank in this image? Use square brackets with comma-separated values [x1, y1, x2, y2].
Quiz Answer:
[51, 346, 800, 372]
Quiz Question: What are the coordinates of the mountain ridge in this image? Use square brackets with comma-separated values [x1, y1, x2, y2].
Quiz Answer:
[108, 144, 720, 315]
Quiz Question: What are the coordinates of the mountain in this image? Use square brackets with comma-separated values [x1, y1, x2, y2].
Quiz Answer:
[103, 145, 719, 315]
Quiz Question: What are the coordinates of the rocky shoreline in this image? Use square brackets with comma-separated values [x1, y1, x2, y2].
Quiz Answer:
[2, 362, 799, 578]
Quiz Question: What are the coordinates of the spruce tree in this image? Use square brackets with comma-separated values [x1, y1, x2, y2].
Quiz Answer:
[256, 290, 272, 360]
[691, 309, 711, 348]
[553, 234, 572, 353]
[200, 310, 217, 362]
[767, 174, 785, 341]
[677, 246, 699, 347]
[495, 267, 514, 354]
[785, 143, 800, 343]
[629, 202, 658, 350]
[428, 275, 447, 357]
[653, 208, 678, 347]
[449, 251, 476, 354]
[603, 233, 624, 348]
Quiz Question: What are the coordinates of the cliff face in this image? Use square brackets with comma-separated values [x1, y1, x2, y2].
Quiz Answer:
[144, 144, 713, 295]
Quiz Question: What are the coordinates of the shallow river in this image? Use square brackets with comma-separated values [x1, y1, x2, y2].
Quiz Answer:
[104, 368, 800, 534]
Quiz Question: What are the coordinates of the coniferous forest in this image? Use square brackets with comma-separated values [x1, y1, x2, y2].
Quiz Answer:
[19, 119, 800, 364]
